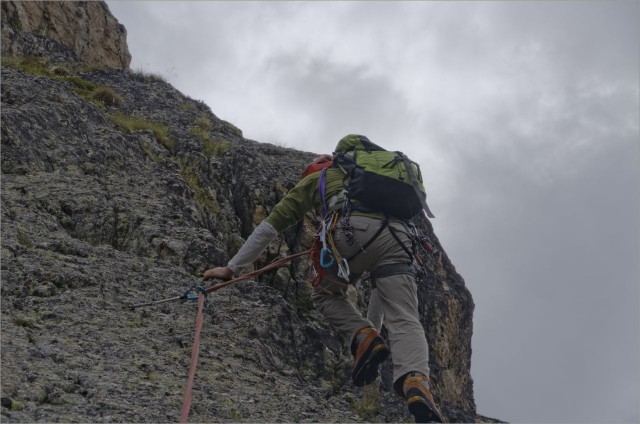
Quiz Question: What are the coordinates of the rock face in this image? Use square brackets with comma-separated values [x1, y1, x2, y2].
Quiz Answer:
[1, 2, 486, 422]
[1, 0, 131, 70]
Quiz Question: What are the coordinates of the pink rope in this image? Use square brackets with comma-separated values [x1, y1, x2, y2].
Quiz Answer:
[179, 292, 205, 423]
[178, 249, 311, 422]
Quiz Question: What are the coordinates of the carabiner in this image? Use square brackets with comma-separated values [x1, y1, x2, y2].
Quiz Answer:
[337, 258, 350, 281]
[320, 247, 335, 268]
[181, 285, 208, 302]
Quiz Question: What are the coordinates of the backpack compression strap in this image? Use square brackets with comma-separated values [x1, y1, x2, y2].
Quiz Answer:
[399, 153, 435, 219]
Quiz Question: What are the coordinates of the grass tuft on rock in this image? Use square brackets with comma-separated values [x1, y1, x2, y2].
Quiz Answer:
[110, 113, 174, 152]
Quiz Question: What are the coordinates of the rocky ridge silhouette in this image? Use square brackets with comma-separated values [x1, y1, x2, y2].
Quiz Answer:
[1, 2, 497, 422]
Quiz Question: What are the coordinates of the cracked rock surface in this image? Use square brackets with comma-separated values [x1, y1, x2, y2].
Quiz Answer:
[1, 2, 485, 422]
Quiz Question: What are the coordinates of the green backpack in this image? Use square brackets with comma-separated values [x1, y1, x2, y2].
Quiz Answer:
[333, 134, 435, 219]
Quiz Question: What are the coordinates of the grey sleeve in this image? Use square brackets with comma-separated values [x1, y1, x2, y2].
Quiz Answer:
[227, 221, 279, 275]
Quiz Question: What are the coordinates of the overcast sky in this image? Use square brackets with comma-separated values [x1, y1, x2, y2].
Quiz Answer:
[105, 1, 639, 422]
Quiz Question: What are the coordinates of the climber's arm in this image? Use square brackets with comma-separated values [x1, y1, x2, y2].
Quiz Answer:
[203, 174, 317, 280]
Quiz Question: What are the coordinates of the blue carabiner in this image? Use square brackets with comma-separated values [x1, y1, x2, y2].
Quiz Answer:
[181, 285, 208, 302]
[181, 288, 199, 302]
[320, 247, 335, 268]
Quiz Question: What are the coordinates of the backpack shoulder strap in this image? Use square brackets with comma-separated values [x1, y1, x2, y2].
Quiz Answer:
[319, 168, 329, 217]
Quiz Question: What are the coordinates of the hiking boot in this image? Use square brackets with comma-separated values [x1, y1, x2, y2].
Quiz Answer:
[403, 373, 444, 423]
[350, 326, 390, 387]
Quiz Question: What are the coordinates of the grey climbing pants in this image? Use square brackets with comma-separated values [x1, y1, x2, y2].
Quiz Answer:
[311, 215, 430, 385]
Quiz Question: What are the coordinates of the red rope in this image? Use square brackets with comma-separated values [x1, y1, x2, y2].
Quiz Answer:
[203, 249, 311, 295]
[179, 291, 205, 423]
[178, 249, 311, 422]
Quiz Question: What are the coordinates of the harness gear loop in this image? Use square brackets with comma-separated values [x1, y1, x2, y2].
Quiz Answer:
[316, 168, 339, 269]
[311, 168, 349, 283]
[407, 222, 440, 268]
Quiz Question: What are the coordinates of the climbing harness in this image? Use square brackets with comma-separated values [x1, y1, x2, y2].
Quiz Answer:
[311, 167, 418, 285]
[310, 150, 439, 286]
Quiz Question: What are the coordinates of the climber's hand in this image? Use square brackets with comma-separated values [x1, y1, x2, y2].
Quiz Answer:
[203, 266, 233, 281]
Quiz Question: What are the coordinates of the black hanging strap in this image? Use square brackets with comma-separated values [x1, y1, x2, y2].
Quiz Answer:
[398, 153, 435, 218]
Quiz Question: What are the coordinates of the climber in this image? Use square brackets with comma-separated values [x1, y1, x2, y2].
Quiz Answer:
[203, 135, 444, 423]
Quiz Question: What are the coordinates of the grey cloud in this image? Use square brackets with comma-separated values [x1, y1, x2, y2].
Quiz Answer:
[489, 1, 640, 82]
[263, 53, 418, 150]
[443, 126, 638, 422]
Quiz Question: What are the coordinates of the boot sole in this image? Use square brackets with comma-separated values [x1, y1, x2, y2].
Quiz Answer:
[352, 344, 390, 387]
[408, 400, 443, 423]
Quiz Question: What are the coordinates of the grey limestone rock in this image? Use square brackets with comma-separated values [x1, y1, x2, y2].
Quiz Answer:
[0, 1, 490, 422]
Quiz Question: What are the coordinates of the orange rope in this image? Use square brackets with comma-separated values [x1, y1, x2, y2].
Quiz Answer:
[179, 291, 205, 423]
[203, 249, 311, 295]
